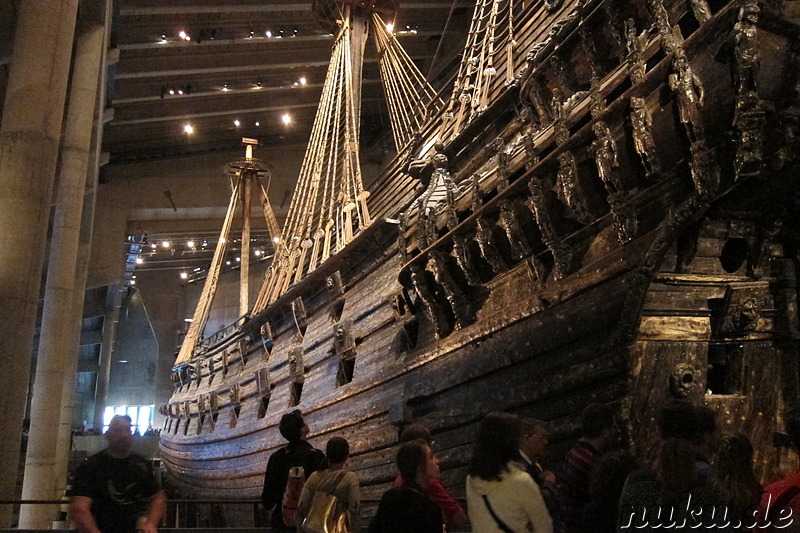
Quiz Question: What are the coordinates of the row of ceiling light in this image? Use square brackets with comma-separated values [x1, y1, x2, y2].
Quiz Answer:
[158, 27, 303, 45]
[182, 113, 292, 135]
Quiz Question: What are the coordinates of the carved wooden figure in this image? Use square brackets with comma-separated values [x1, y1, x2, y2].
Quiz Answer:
[451, 234, 483, 286]
[409, 264, 448, 338]
[527, 177, 575, 279]
[590, 122, 621, 193]
[630, 97, 659, 176]
[493, 137, 510, 192]
[556, 151, 593, 225]
[734, 2, 760, 93]
[428, 250, 474, 330]
[669, 48, 705, 142]
[690, 0, 712, 24]
[475, 216, 509, 274]
[650, 0, 684, 53]
[625, 19, 648, 85]
[498, 199, 533, 260]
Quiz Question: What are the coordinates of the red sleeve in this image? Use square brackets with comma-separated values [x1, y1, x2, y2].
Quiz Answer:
[425, 478, 463, 522]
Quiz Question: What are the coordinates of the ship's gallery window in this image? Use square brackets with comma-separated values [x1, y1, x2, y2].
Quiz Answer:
[102, 405, 154, 434]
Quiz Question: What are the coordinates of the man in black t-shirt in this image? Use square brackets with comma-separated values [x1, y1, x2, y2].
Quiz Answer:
[71, 415, 166, 533]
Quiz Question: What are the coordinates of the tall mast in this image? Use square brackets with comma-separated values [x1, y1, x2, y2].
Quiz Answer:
[175, 140, 272, 364]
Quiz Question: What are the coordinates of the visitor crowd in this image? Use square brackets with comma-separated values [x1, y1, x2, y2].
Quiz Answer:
[68, 405, 800, 533]
[261, 405, 800, 533]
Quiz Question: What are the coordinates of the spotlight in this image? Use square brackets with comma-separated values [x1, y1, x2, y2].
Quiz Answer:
[265, 30, 272, 38]
[162, 241, 170, 248]
[255, 121, 260, 127]
[187, 241, 195, 248]
[299, 77, 307, 86]
[221, 83, 229, 91]
[135, 257, 143, 264]
[183, 124, 194, 134]
[168, 88, 175, 95]
[180, 272, 188, 279]
[282, 114, 292, 125]
[386, 23, 394, 32]
[234, 119, 240, 127]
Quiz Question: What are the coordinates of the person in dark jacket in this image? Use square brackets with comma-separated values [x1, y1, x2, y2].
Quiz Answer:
[261, 410, 327, 532]
[369, 439, 443, 533]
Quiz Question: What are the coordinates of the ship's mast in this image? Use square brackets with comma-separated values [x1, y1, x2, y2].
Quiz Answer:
[175, 140, 272, 364]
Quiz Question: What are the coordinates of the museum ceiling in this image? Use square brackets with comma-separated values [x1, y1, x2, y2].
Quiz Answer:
[106, 0, 472, 165]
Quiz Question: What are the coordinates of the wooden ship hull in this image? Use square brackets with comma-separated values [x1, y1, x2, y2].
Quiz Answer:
[160, 0, 800, 514]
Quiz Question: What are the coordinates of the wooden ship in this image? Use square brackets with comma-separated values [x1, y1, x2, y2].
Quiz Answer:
[160, 0, 800, 515]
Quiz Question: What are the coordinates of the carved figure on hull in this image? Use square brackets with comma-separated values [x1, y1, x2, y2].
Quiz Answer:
[556, 151, 593, 225]
[452, 234, 483, 286]
[690, 0, 712, 24]
[428, 250, 474, 330]
[498, 200, 533, 260]
[625, 19, 648, 85]
[590, 122, 621, 193]
[669, 48, 705, 142]
[630, 97, 659, 176]
[475, 216, 509, 274]
[734, 2, 760, 92]
[527, 177, 576, 279]
[409, 265, 448, 339]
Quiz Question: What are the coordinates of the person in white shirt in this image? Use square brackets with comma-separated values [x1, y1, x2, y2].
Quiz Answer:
[467, 412, 553, 533]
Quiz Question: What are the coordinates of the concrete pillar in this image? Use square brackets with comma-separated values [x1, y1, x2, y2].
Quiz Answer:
[0, 0, 78, 526]
[93, 286, 124, 431]
[19, 22, 105, 528]
[54, 0, 114, 494]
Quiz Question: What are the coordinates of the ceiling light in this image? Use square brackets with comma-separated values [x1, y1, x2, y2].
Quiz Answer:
[184, 318, 194, 322]
[249, 30, 255, 38]
[273, 236, 280, 243]
[183, 124, 194, 134]
[226, 260, 231, 265]
[386, 23, 394, 32]
[179, 30, 187, 39]
[168, 88, 175, 95]
[282, 114, 292, 125]
[119, 360, 128, 364]
[255, 121, 260, 126]
[236, 257, 241, 262]
[221, 83, 229, 91]
[177, 89, 183, 95]
[162, 241, 170, 248]
[150, 243, 157, 249]
[180, 272, 188, 279]
[219, 237, 226, 243]
[254, 249, 262, 256]
[299, 77, 307, 86]
[265, 30, 272, 38]
[135, 257, 143, 264]
[129, 280, 136, 285]
[255, 81, 262, 89]
[187, 240, 195, 247]
[234, 119, 240, 127]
